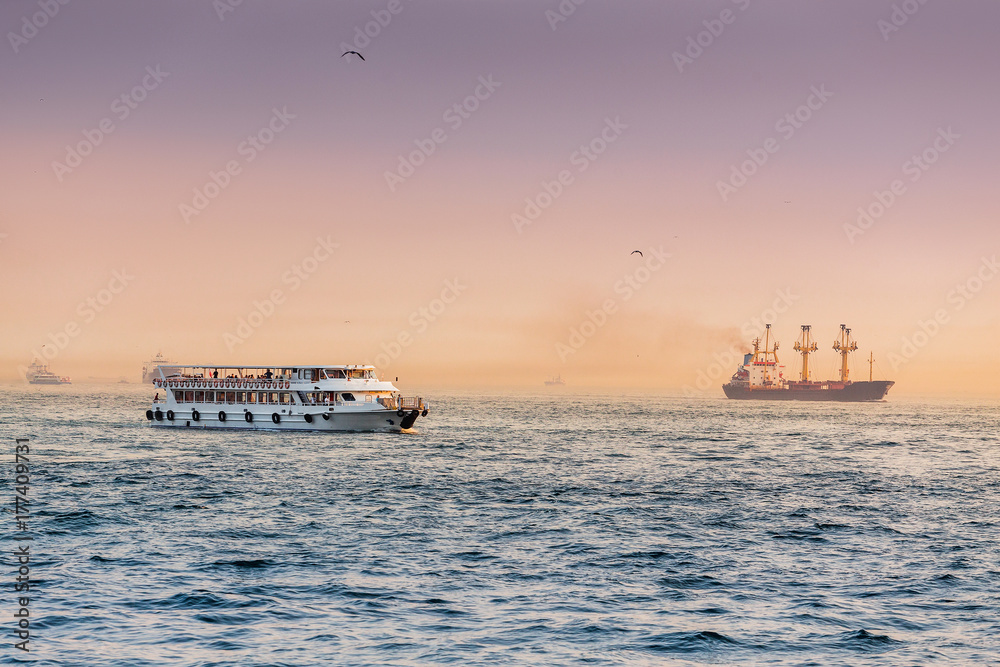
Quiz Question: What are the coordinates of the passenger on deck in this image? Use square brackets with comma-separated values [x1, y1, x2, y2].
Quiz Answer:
[264, 369, 273, 379]
[213, 370, 219, 378]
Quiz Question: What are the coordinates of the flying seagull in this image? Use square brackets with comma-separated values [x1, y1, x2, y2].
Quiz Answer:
[342, 50, 365, 61]
[631, 250, 643, 257]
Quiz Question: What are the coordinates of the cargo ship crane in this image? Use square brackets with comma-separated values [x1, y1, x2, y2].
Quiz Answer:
[793, 325, 819, 381]
[832, 324, 858, 382]
[751, 324, 781, 386]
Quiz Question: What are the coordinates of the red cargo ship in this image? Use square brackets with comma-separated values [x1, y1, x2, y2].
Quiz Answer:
[722, 324, 894, 401]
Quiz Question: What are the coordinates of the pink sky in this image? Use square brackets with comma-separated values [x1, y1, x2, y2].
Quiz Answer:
[2, 0, 999, 396]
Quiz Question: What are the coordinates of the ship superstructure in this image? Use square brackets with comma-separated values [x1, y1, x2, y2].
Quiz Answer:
[723, 324, 893, 401]
[142, 352, 178, 384]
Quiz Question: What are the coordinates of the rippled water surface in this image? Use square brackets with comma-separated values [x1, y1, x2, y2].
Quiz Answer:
[2, 385, 999, 665]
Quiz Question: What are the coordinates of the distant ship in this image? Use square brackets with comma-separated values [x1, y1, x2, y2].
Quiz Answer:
[142, 352, 178, 384]
[544, 375, 566, 386]
[26, 359, 71, 385]
[723, 324, 894, 401]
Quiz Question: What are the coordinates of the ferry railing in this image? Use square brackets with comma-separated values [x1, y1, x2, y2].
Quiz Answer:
[375, 396, 425, 411]
[399, 396, 426, 411]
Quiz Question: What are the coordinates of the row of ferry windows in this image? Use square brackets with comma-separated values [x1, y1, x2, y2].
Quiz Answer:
[206, 369, 376, 380]
[172, 390, 363, 404]
[175, 390, 290, 405]
[304, 369, 376, 380]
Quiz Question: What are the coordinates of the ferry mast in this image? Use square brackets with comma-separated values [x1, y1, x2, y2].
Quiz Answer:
[793, 325, 818, 381]
[832, 324, 858, 382]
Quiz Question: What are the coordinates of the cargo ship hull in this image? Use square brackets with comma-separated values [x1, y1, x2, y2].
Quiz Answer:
[723, 380, 894, 402]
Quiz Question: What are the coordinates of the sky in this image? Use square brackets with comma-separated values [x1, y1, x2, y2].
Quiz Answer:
[2, 0, 999, 396]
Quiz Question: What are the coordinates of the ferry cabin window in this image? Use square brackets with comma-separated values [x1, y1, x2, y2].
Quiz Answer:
[280, 392, 290, 404]
[195, 391, 205, 403]
[341, 392, 356, 402]
[269, 392, 279, 404]
[174, 390, 184, 401]
[301, 369, 314, 381]
[185, 391, 194, 402]
[248, 392, 257, 404]
[226, 391, 236, 404]
[237, 391, 246, 403]
[322, 369, 346, 379]
[350, 370, 366, 379]
[365, 394, 373, 402]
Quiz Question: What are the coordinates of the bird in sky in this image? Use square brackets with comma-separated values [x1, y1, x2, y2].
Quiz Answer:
[631, 250, 643, 257]
[341, 51, 365, 61]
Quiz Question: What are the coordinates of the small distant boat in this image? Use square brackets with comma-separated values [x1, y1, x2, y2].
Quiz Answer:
[544, 375, 566, 386]
[26, 359, 71, 385]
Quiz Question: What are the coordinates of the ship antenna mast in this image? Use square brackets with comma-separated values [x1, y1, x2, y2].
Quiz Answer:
[763, 323, 779, 363]
[832, 324, 858, 383]
[793, 325, 818, 381]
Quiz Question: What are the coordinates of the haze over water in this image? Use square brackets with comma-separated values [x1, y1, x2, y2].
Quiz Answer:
[2, 1, 999, 395]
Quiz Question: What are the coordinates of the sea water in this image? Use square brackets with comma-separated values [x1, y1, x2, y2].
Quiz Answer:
[1, 385, 998, 666]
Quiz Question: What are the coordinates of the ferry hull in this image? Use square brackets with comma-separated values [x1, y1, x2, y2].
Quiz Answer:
[147, 408, 423, 433]
[722, 380, 894, 402]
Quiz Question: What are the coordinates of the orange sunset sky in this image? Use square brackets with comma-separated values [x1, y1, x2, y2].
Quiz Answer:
[2, 1, 999, 396]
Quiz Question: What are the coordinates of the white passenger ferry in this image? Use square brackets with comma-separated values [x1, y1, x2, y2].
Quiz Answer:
[145, 364, 429, 432]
